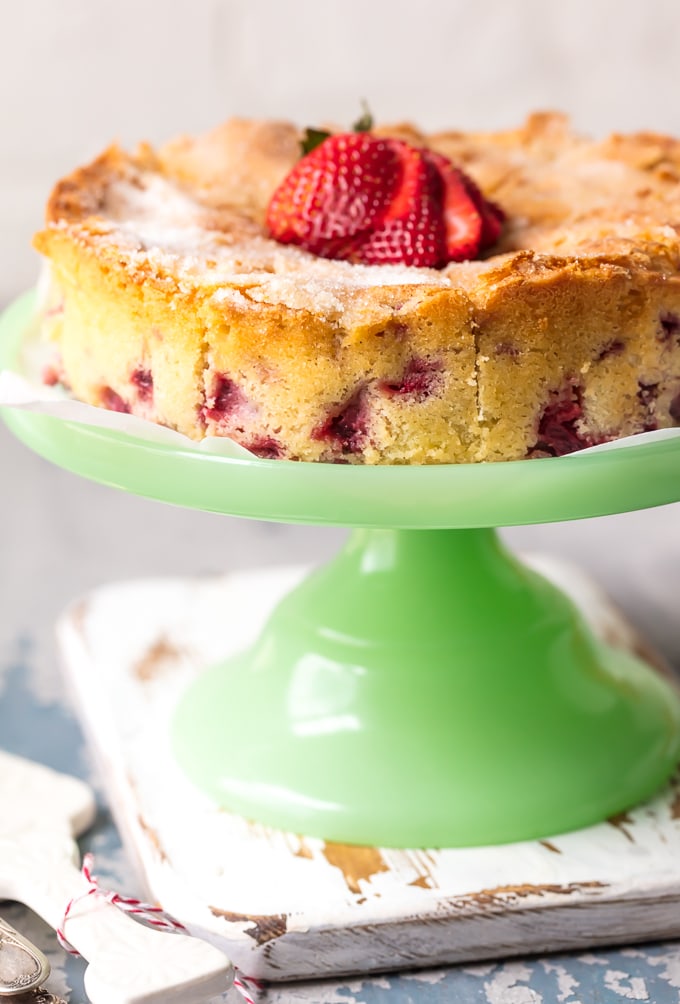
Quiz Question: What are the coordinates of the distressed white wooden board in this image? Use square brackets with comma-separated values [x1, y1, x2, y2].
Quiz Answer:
[56, 559, 680, 983]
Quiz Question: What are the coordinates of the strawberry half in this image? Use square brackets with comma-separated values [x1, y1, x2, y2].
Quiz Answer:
[421, 151, 482, 263]
[457, 170, 505, 249]
[266, 133, 401, 252]
[346, 141, 446, 267]
[266, 129, 504, 268]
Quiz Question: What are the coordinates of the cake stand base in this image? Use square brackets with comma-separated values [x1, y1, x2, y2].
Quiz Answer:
[57, 560, 680, 982]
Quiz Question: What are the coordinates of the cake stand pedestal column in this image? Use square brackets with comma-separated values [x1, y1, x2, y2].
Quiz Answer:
[173, 526, 680, 847]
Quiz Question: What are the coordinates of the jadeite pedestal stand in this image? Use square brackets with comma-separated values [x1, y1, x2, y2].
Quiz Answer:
[3, 292, 680, 850]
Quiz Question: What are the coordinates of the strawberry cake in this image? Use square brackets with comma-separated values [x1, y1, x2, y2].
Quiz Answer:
[32, 112, 680, 463]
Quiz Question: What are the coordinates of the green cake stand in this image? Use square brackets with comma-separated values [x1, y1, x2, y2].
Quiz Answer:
[3, 291, 680, 848]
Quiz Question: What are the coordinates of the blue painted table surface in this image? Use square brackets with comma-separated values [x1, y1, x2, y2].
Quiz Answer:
[2, 420, 680, 1002]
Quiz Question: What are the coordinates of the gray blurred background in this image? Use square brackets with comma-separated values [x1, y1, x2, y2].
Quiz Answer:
[1, 0, 680, 698]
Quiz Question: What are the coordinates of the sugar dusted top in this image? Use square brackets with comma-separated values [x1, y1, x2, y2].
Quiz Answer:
[37, 113, 680, 318]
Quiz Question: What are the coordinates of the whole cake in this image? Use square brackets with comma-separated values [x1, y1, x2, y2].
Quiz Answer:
[33, 112, 680, 463]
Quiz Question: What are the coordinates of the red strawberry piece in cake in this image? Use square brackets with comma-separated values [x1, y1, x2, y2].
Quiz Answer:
[131, 367, 154, 403]
[202, 374, 251, 425]
[381, 357, 443, 400]
[659, 311, 680, 340]
[100, 387, 130, 414]
[244, 436, 285, 459]
[530, 387, 603, 457]
[638, 381, 661, 431]
[312, 386, 370, 454]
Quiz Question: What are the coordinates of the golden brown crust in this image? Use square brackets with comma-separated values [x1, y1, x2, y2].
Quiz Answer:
[157, 118, 301, 219]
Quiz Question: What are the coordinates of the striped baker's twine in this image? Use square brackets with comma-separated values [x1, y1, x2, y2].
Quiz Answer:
[232, 973, 266, 1003]
[58, 853, 265, 1002]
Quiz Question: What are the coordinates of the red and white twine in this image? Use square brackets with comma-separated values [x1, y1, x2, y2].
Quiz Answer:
[58, 853, 264, 1003]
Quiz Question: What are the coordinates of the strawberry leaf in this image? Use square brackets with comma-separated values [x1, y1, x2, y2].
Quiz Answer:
[300, 127, 331, 156]
[353, 101, 374, 133]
